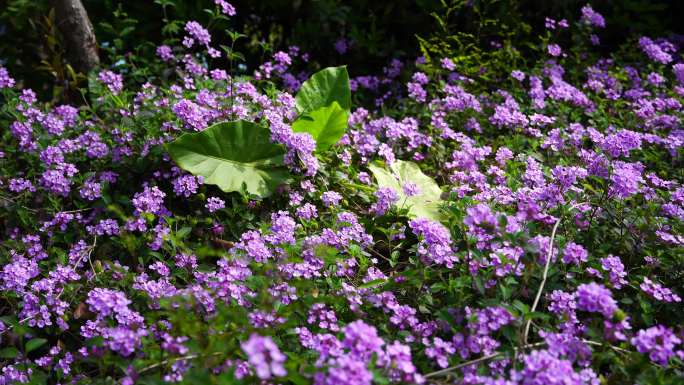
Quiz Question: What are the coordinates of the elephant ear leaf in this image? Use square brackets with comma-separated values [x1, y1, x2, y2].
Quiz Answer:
[295, 66, 351, 114]
[368, 160, 445, 222]
[292, 101, 348, 151]
[165, 120, 289, 198]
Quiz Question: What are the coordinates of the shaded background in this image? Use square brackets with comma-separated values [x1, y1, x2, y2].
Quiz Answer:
[1, 0, 683, 101]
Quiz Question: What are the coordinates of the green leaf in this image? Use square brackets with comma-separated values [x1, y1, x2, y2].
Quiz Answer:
[295, 66, 351, 114]
[0, 347, 18, 358]
[166, 120, 288, 198]
[292, 101, 348, 151]
[369, 160, 444, 221]
[25, 338, 48, 353]
[358, 278, 387, 289]
[175, 226, 193, 240]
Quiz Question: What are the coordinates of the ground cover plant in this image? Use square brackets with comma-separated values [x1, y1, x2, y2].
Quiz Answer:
[1, 2, 684, 384]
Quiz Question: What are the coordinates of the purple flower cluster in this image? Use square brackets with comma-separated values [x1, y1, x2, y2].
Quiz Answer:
[98, 70, 124, 95]
[580, 4, 605, 28]
[205, 196, 225, 212]
[241, 334, 287, 379]
[132, 185, 166, 215]
[83, 288, 147, 356]
[575, 282, 618, 318]
[638, 37, 673, 64]
[370, 187, 398, 216]
[631, 325, 683, 365]
[640, 277, 681, 303]
[215, 0, 235, 16]
[172, 174, 203, 197]
[184, 21, 211, 47]
[0, 66, 16, 88]
[409, 218, 458, 267]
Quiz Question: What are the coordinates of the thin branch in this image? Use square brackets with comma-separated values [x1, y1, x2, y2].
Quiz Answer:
[424, 338, 629, 379]
[0, 195, 38, 213]
[522, 215, 562, 345]
[424, 352, 501, 378]
[138, 352, 224, 374]
[581, 339, 631, 354]
[522, 202, 584, 345]
[424, 342, 546, 379]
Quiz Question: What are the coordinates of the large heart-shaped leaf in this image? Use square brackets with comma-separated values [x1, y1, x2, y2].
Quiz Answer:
[295, 66, 351, 114]
[292, 101, 348, 151]
[369, 160, 444, 221]
[166, 120, 288, 198]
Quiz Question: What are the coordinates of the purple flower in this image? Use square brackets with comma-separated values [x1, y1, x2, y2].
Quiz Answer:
[215, 0, 236, 16]
[173, 99, 209, 130]
[296, 203, 318, 220]
[334, 38, 349, 55]
[41, 168, 74, 197]
[575, 282, 618, 318]
[378, 341, 422, 383]
[370, 187, 398, 216]
[98, 70, 123, 95]
[425, 337, 455, 368]
[79, 180, 102, 201]
[639, 37, 673, 64]
[600, 255, 627, 289]
[407, 82, 426, 102]
[156, 45, 174, 61]
[610, 161, 643, 198]
[409, 218, 458, 267]
[519, 349, 593, 384]
[562, 242, 588, 265]
[342, 320, 384, 359]
[9, 178, 36, 193]
[673, 63, 684, 86]
[580, 4, 605, 28]
[631, 325, 682, 366]
[132, 185, 166, 215]
[441, 58, 456, 71]
[268, 210, 297, 245]
[315, 354, 373, 385]
[184, 21, 211, 47]
[640, 277, 681, 303]
[590, 34, 600, 45]
[241, 334, 287, 379]
[1, 255, 40, 293]
[0, 66, 16, 88]
[464, 203, 497, 229]
[205, 197, 225, 213]
[237, 230, 272, 262]
[307, 304, 339, 331]
[87, 219, 120, 236]
[40, 145, 66, 164]
[547, 44, 562, 57]
[284, 132, 319, 176]
[322, 191, 343, 207]
[511, 70, 526, 81]
[402, 182, 420, 197]
[86, 288, 131, 319]
[172, 175, 203, 197]
[547, 290, 577, 316]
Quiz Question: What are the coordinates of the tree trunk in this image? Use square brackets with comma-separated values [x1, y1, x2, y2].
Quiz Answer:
[52, 0, 100, 73]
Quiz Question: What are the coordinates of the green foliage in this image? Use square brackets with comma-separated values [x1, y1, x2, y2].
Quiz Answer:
[292, 101, 348, 151]
[369, 160, 445, 221]
[294, 66, 351, 114]
[165, 120, 289, 197]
